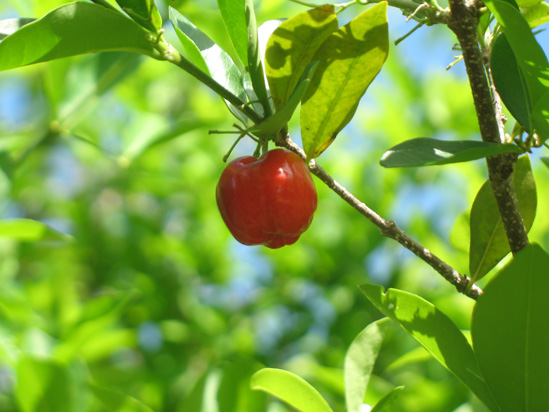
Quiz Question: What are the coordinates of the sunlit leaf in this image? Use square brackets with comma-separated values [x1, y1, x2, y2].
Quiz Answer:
[359, 284, 499, 411]
[0, 2, 157, 72]
[0, 218, 73, 242]
[345, 318, 391, 412]
[379, 138, 522, 167]
[265, 5, 337, 110]
[251, 368, 333, 412]
[217, 0, 248, 66]
[521, 1, 549, 28]
[469, 155, 537, 282]
[472, 244, 549, 412]
[301, 2, 388, 159]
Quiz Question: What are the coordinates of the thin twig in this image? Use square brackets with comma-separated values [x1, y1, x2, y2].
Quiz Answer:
[276, 136, 483, 300]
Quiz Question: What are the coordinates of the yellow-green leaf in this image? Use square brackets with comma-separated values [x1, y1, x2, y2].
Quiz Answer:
[301, 2, 388, 159]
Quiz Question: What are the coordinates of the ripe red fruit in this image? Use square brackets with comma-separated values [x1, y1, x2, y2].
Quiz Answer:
[216, 148, 317, 249]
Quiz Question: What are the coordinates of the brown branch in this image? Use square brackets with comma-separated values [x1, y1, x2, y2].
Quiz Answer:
[276, 137, 483, 300]
[447, 0, 529, 254]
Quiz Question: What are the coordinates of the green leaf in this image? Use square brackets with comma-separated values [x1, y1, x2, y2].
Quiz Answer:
[0, 17, 35, 40]
[251, 61, 318, 138]
[265, 5, 337, 110]
[301, 2, 388, 159]
[541, 156, 549, 169]
[115, 0, 162, 33]
[91, 384, 156, 412]
[217, 358, 267, 412]
[245, 0, 271, 117]
[370, 386, 404, 412]
[484, 0, 549, 139]
[491, 34, 532, 132]
[521, 1, 549, 28]
[469, 155, 537, 282]
[15, 356, 77, 412]
[250, 368, 333, 412]
[344, 318, 391, 412]
[168, 7, 247, 124]
[359, 284, 499, 411]
[531, 89, 549, 142]
[472, 244, 549, 412]
[217, 0, 248, 67]
[0, 2, 157, 72]
[379, 138, 523, 168]
[0, 218, 73, 242]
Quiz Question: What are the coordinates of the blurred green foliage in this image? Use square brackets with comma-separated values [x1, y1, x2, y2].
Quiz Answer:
[0, 0, 548, 411]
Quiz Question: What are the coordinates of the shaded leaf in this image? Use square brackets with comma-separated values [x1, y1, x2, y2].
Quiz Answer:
[91, 384, 156, 412]
[301, 2, 388, 159]
[531, 89, 549, 142]
[250, 368, 333, 412]
[469, 155, 536, 282]
[370, 386, 404, 412]
[217, 0, 248, 66]
[345, 318, 391, 412]
[472, 244, 549, 412]
[359, 284, 499, 411]
[115, 0, 162, 33]
[0, 17, 35, 40]
[0, 218, 73, 242]
[380, 138, 522, 168]
[265, 5, 337, 110]
[0, 2, 156, 72]
[541, 156, 549, 169]
[491, 34, 532, 132]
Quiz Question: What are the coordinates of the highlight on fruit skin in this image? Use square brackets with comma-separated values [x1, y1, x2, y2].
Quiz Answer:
[216, 148, 317, 249]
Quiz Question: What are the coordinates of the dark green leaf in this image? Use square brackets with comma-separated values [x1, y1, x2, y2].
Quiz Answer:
[0, 218, 73, 242]
[345, 318, 391, 412]
[0, 2, 157, 72]
[370, 386, 404, 412]
[379, 138, 522, 168]
[541, 156, 549, 169]
[250, 368, 333, 412]
[251, 61, 318, 138]
[91, 384, 156, 412]
[265, 5, 337, 110]
[472, 244, 549, 412]
[0, 17, 35, 40]
[301, 2, 388, 159]
[484, 0, 549, 140]
[217, 0, 248, 66]
[491, 34, 532, 132]
[115, 0, 162, 33]
[359, 284, 499, 411]
[469, 155, 537, 282]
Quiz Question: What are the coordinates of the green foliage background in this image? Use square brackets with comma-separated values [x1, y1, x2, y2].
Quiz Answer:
[0, 0, 548, 411]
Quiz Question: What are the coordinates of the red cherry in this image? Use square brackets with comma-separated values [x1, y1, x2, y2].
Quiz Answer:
[216, 148, 317, 249]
